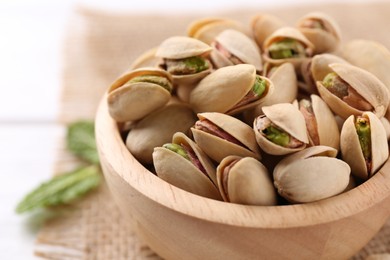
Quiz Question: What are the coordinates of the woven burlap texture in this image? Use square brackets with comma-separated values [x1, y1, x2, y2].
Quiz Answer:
[36, 3, 390, 259]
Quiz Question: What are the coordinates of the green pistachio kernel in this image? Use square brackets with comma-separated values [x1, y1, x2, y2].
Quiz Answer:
[253, 75, 266, 97]
[262, 126, 290, 147]
[322, 72, 349, 99]
[268, 39, 306, 59]
[163, 143, 189, 160]
[166, 56, 209, 75]
[129, 75, 173, 93]
[355, 117, 371, 161]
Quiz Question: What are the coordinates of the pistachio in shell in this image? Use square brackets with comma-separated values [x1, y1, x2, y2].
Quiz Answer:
[251, 14, 285, 49]
[216, 156, 277, 206]
[253, 103, 309, 155]
[262, 27, 314, 70]
[340, 112, 389, 180]
[341, 39, 390, 121]
[153, 132, 221, 200]
[296, 94, 340, 150]
[187, 17, 249, 45]
[107, 68, 173, 122]
[273, 146, 350, 203]
[189, 64, 273, 115]
[296, 12, 341, 54]
[156, 36, 212, 86]
[126, 103, 197, 165]
[300, 53, 348, 94]
[210, 29, 263, 72]
[191, 112, 261, 163]
[243, 62, 298, 124]
[316, 63, 389, 119]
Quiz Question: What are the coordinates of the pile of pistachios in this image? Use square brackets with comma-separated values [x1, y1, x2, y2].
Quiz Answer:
[106, 12, 390, 205]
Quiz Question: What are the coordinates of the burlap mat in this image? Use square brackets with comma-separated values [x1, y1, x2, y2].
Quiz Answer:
[35, 3, 390, 259]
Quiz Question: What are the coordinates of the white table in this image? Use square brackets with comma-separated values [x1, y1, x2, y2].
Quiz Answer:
[0, 0, 375, 259]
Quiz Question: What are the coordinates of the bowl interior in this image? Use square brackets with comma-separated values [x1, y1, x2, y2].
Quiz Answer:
[96, 95, 390, 228]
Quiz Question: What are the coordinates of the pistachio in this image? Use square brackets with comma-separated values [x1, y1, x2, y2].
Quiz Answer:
[316, 63, 389, 119]
[296, 12, 341, 54]
[253, 103, 308, 155]
[274, 156, 350, 203]
[107, 68, 172, 122]
[216, 156, 277, 206]
[340, 112, 389, 179]
[192, 112, 261, 162]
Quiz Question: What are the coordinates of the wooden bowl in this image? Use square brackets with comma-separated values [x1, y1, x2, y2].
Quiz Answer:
[96, 96, 390, 260]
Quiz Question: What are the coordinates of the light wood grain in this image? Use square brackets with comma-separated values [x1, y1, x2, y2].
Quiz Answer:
[96, 96, 390, 260]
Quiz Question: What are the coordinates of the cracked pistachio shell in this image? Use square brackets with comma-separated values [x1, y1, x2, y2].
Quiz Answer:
[156, 36, 213, 86]
[316, 63, 390, 119]
[130, 47, 159, 70]
[156, 36, 212, 59]
[243, 62, 297, 123]
[251, 14, 285, 48]
[216, 156, 277, 205]
[152, 132, 221, 200]
[342, 40, 390, 121]
[301, 53, 348, 94]
[273, 145, 338, 181]
[262, 27, 314, 70]
[191, 112, 261, 163]
[296, 12, 341, 54]
[126, 103, 196, 165]
[254, 103, 309, 155]
[340, 112, 389, 180]
[211, 29, 263, 71]
[274, 156, 350, 203]
[189, 64, 273, 115]
[298, 94, 340, 149]
[107, 68, 172, 122]
[187, 17, 249, 45]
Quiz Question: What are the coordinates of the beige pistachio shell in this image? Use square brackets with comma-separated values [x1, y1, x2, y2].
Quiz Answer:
[301, 53, 348, 94]
[296, 12, 341, 54]
[107, 68, 172, 122]
[172, 132, 217, 186]
[130, 47, 159, 70]
[251, 14, 285, 48]
[189, 64, 273, 115]
[262, 27, 314, 69]
[316, 63, 390, 119]
[211, 29, 263, 71]
[126, 103, 196, 164]
[216, 156, 277, 206]
[273, 145, 338, 181]
[153, 146, 222, 200]
[187, 17, 249, 45]
[342, 39, 390, 90]
[274, 156, 350, 203]
[156, 36, 212, 59]
[243, 62, 297, 123]
[192, 112, 261, 163]
[260, 62, 297, 106]
[340, 112, 389, 180]
[304, 94, 340, 149]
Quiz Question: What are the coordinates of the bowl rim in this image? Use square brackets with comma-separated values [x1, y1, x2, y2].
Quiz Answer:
[96, 95, 390, 229]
